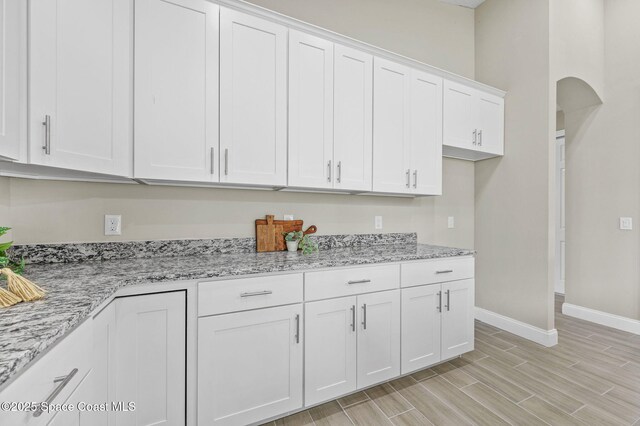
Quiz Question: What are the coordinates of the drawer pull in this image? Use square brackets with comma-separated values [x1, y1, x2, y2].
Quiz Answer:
[347, 279, 371, 285]
[240, 290, 273, 298]
[33, 368, 78, 417]
[436, 270, 454, 274]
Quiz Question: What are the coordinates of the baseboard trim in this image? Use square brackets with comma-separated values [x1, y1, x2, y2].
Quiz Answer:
[475, 307, 558, 347]
[562, 303, 640, 335]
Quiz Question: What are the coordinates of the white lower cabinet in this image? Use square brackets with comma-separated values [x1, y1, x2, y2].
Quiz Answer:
[441, 279, 475, 359]
[401, 285, 442, 374]
[198, 304, 303, 426]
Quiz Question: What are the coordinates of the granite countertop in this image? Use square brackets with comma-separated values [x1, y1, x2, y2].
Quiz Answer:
[0, 242, 473, 390]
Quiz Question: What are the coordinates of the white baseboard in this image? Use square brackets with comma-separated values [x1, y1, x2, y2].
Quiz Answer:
[475, 307, 558, 347]
[562, 303, 640, 335]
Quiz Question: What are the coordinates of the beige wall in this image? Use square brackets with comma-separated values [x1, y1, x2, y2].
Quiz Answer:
[0, 0, 476, 247]
[564, 0, 640, 320]
[474, 0, 555, 330]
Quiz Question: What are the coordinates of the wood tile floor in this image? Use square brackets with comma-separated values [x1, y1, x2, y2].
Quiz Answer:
[264, 295, 640, 425]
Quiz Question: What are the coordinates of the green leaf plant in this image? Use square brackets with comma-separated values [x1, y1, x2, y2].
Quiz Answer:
[283, 231, 319, 255]
[0, 227, 25, 276]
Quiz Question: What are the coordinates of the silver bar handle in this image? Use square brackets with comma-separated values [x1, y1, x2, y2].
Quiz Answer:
[42, 115, 51, 155]
[347, 279, 371, 285]
[327, 160, 332, 182]
[351, 305, 356, 332]
[413, 170, 418, 189]
[210, 147, 215, 174]
[337, 161, 342, 183]
[295, 314, 300, 344]
[472, 129, 477, 145]
[445, 289, 451, 311]
[436, 270, 454, 274]
[437, 290, 442, 313]
[240, 290, 273, 298]
[478, 129, 483, 146]
[224, 149, 229, 175]
[362, 304, 367, 330]
[33, 368, 78, 417]
[406, 169, 411, 188]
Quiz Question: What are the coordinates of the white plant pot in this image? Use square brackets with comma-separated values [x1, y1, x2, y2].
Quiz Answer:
[286, 240, 299, 252]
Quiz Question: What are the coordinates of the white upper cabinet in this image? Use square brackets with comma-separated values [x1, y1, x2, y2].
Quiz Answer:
[373, 58, 411, 194]
[333, 45, 373, 192]
[220, 8, 287, 186]
[443, 80, 504, 161]
[288, 30, 334, 189]
[134, 0, 219, 182]
[0, 0, 25, 161]
[374, 58, 442, 195]
[29, 0, 133, 176]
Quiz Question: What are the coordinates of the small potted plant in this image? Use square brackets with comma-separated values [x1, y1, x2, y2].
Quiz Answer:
[283, 231, 318, 255]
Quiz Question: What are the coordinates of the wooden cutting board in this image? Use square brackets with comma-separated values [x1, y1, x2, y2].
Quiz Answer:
[255, 215, 317, 252]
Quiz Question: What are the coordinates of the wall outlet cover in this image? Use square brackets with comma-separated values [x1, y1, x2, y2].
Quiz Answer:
[105, 215, 122, 236]
[620, 217, 633, 230]
[283, 214, 294, 221]
[374, 216, 383, 230]
[448, 216, 455, 229]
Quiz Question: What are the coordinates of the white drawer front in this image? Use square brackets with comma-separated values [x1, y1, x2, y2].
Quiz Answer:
[305, 264, 400, 301]
[401, 257, 474, 287]
[0, 319, 92, 426]
[198, 273, 303, 316]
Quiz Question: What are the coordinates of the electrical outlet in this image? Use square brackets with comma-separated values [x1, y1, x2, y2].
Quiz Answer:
[104, 215, 122, 236]
[374, 216, 383, 230]
[283, 214, 294, 221]
[620, 217, 633, 230]
[448, 216, 455, 229]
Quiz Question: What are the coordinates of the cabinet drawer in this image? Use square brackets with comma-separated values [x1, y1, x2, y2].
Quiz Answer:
[199, 273, 303, 316]
[401, 257, 474, 287]
[0, 319, 92, 426]
[305, 264, 400, 301]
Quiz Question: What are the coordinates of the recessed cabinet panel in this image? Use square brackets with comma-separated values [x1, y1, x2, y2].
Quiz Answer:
[443, 80, 476, 151]
[220, 8, 287, 186]
[478, 92, 505, 156]
[441, 279, 475, 359]
[29, 0, 132, 176]
[134, 0, 219, 182]
[288, 30, 334, 189]
[334, 45, 373, 192]
[401, 285, 442, 374]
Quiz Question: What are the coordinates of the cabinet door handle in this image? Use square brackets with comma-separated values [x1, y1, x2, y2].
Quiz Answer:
[351, 305, 356, 332]
[437, 290, 442, 312]
[347, 279, 371, 285]
[478, 129, 483, 146]
[337, 161, 342, 183]
[406, 169, 411, 188]
[413, 170, 418, 189]
[42, 115, 51, 155]
[445, 289, 451, 311]
[472, 129, 477, 145]
[33, 368, 78, 417]
[436, 270, 454, 274]
[295, 313, 300, 344]
[210, 147, 215, 174]
[224, 149, 229, 176]
[240, 290, 273, 297]
[362, 304, 367, 330]
[327, 160, 332, 182]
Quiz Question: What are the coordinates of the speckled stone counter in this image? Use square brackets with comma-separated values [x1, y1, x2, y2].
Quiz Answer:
[0, 241, 473, 389]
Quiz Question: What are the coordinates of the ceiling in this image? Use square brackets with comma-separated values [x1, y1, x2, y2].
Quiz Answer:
[438, 0, 486, 9]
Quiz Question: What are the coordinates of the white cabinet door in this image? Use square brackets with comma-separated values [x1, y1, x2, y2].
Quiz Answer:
[401, 285, 442, 374]
[134, 0, 219, 182]
[443, 80, 477, 150]
[288, 30, 333, 189]
[0, 0, 25, 161]
[373, 58, 411, 194]
[410, 70, 442, 195]
[220, 8, 287, 186]
[89, 301, 116, 426]
[333, 45, 373, 192]
[305, 297, 357, 406]
[357, 290, 400, 388]
[198, 304, 303, 426]
[47, 373, 92, 426]
[29, 0, 132, 176]
[114, 292, 186, 426]
[441, 279, 475, 359]
[477, 92, 505, 156]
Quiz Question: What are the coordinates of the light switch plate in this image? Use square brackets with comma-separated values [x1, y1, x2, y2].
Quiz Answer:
[105, 215, 122, 236]
[448, 216, 455, 229]
[620, 217, 633, 230]
[374, 216, 383, 230]
[283, 214, 294, 221]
